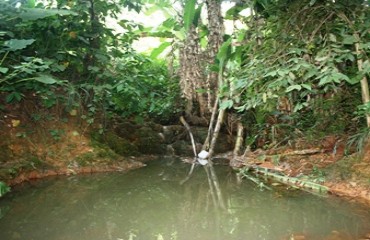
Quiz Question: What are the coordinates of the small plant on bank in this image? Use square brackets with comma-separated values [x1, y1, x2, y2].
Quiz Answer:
[49, 129, 65, 141]
[0, 181, 10, 197]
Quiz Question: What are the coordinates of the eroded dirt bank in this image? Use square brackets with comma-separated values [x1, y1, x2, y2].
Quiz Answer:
[227, 137, 370, 206]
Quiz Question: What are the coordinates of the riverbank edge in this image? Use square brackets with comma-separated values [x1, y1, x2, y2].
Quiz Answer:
[3, 157, 151, 186]
[2, 156, 370, 208]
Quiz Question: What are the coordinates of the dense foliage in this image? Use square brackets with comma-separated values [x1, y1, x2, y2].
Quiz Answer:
[1, 0, 369, 151]
[0, 0, 180, 125]
[216, 0, 370, 148]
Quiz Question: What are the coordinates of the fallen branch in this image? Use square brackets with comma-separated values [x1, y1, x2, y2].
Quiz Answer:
[239, 165, 329, 195]
[279, 149, 324, 156]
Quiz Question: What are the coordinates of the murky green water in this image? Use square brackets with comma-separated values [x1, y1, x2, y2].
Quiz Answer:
[0, 158, 370, 240]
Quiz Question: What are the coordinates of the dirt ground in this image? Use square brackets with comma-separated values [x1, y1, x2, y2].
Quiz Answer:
[228, 136, 370, 207]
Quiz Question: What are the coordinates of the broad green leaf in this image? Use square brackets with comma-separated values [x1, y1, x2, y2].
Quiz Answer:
[6, 92, 23, 103]
[20, 8, 77, 21]
[318, 76, 330, 86]
[315, 55, 328, 62]
[0, 67, 9, 74]
[161, 18, 176, 29]
[220, 99, 234, 109]
[277, 69, 288, 76]
[88, 66, 100, 72]
[200, 37, 207, 49]
[34, 74, 58, 84]
[193, 4, 203, 27]
[0, 181, 10, 197]
[27, 0, 35, 8]
[332, 72, 349, 83]
[150, 42, 171, 59]
[174, 29, 185, 41]
[329, 33, 337, 42]
[217, 38, 232, 63]
[288, 72, 296, 80]
[342, 35, 356, 45]
[116, 84, 123, 92]
[346, 75, 362, 85]
[359, 42, 370, 50]
[264, 70, 277, 77]
[301, 84, 312, 91]
[183, 0, 196, 31]
[293, 102, 308, 112]
[4, 39, 35, 51]
[286, 85, 302, 92]
[362, 60, 370, 74]
[195, 88, 207, 93]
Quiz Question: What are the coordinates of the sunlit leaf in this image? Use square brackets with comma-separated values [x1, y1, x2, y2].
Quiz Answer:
[362, 60, 370, 74]
[11, 119, 21, 127]
[193, 4, 203, 27]
[0, 67, 9, 74]
[264, 70, 277, 77]
[150, 42, 171, 59]
[161, 18, 176, 29]
[217, 38, 232, 63]
[173, 29, 185, 41]
[301, 84, 312, 91]
[34, 74, 58, 84]
[286, 85, 302, 92]
[315, 55, 328, 62]
[329, 33, 337, 42]
[183, 0, 196, 31]
[288, 72, 296, 80]
[27, 0, 35, 8]
[220, 99, 234, 109]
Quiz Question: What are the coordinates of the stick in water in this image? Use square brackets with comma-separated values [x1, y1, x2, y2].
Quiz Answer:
[180, 116, 198, 185]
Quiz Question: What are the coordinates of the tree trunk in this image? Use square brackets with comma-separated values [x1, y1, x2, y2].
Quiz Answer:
[205, 0, 224, 114]
[233, 121, 244, 157]
[179, 26, 207, 118]
[354, 33, 370, 127]
[207, 108, 226, 160]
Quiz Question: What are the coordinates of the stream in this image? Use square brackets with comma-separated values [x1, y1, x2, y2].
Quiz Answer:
[0, 158, 369, 240]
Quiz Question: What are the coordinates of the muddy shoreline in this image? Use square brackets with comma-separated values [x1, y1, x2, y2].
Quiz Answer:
[3, 154, 370, 208]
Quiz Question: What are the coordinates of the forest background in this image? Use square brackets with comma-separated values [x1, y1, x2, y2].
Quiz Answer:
[0, 0, 370, 197]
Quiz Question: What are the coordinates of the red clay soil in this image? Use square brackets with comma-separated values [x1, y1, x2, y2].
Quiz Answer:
[229, 137, 370, 206]
[5, 158, 145, 186]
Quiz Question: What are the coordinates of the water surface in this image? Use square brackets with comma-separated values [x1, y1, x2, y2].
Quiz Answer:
[0, 158, 369, 240]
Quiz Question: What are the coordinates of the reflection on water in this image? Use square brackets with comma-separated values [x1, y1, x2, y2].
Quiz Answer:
[0, 158, 370, 240]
